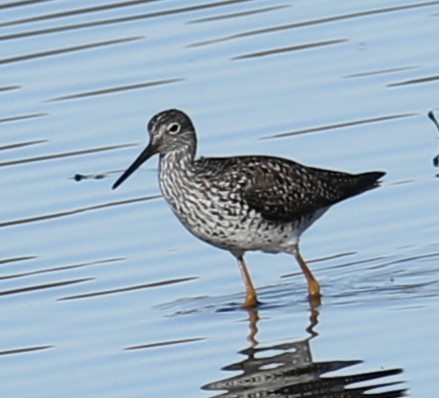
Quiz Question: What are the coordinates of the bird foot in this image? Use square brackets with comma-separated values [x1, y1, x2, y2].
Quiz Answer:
[307, 280, 321, 298]
[308, 293, 322, 309]
[241, 294, 260, 309]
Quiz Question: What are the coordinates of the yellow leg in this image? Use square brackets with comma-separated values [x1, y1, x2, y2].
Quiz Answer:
[237, 256, 259, 308]
[293, 246, 321, 299]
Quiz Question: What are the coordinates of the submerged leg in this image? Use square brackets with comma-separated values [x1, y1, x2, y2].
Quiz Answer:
[236, 255, 259, 308]
[292, 245, 321, 298]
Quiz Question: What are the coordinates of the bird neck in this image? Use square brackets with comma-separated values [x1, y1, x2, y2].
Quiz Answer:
[159, 143, 196, 176]
[158, 145, 198, 212]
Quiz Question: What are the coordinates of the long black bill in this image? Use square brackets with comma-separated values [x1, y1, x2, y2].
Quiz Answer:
[112, 143, 157, 190]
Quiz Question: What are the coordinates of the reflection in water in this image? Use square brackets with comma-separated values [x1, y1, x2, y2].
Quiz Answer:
[203, 308, 406, 398]
[427, 111, 439, 167]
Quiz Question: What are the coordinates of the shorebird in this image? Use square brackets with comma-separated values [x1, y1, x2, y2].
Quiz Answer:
[113, 109, 385, 307]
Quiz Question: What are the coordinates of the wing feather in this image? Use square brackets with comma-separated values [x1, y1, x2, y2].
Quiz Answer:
[196, 156, 383, 223]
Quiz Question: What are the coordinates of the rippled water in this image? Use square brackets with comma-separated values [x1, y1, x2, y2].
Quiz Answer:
[1, 1, 439, 397]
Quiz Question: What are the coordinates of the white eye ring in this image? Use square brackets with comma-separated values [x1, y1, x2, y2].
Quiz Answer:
[168, 122, 181, 135]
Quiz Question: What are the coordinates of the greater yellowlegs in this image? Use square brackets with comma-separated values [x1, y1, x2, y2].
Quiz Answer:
[113, 109, 385, 307]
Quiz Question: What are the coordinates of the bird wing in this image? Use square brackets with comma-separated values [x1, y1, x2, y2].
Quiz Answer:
[197, 156, 382, 223]
[241, 158, 336, 222]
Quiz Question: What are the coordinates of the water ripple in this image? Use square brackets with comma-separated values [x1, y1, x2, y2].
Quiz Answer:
[125, 337, 205, 351]
[0, 258, 124, 281]
[0, 85, 20, 92]
[0, 345, 53, 356]
[387, 74, 439, 87]
[0, 195, 160, 228]
[0, 0, 161, 27]
[0, 36, 142, 65]
[188, 4, 289, 24]
[231, 38, 347, 60]
[0, 255, 37, 265]
[0, 277, 93, 297]
[0, 113, 47, 124]
[47, 78, 185, 102]
[261, 113, 417, 139]
[344, 66, 417, 79]
[58, 276, 198, 301]
[0, 0, 255, 41]
[0, 143, 136, 168]
[188, 1, 439, 47]
[0, 139, 47, 151]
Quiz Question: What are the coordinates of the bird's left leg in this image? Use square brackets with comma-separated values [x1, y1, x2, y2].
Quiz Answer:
[292, 244, 321, 298]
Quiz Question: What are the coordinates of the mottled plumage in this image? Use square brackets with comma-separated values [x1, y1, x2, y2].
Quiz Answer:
[113, 109, 385, 307]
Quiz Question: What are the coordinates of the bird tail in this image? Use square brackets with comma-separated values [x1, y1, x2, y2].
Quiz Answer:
[323, 170, 386, 205]
[337, 171, 386, 202]
[355, 171, 386, 191]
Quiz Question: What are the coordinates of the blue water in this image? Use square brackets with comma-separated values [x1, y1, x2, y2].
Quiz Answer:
[1, 1, 438, 396]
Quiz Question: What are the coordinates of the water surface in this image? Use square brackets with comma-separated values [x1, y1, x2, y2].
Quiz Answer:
[1, 1, 439, 396]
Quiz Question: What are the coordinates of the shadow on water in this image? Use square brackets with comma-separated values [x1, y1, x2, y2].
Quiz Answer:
[427, 111, 439, 168]
[202, 309, 406, 398]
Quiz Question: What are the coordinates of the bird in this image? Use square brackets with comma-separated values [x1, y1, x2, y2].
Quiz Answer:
[112, 109, 385, 308]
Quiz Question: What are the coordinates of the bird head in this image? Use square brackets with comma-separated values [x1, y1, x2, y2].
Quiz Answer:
[112, 109, 196, 190]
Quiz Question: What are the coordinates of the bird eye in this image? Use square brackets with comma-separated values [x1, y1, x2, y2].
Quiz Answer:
[168, 122, 181, 135]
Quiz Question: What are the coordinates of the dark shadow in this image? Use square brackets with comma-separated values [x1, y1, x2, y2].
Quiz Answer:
[202, 306, 406, 397]
[427, 111, 439, 167]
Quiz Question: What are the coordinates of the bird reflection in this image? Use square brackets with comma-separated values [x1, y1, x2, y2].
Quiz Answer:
[203, 307, 406, 397]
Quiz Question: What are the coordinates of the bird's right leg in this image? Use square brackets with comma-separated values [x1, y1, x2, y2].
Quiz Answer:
[292, 244, 321, 299]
